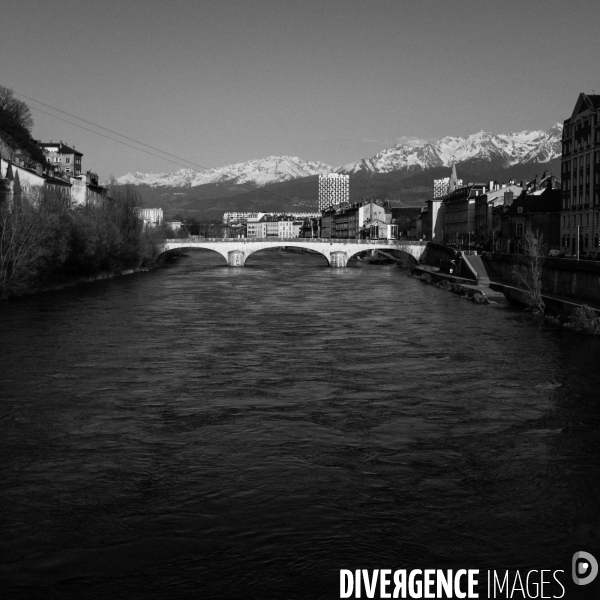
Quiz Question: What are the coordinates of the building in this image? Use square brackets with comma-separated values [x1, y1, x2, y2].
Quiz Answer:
[321, 200, 396, 240]
[225, 211, 320, 225]
[70, 171, 108, 206]
[433, 166, 463, 198]
[222, 212, 259, 225]
[391, 207, 422, 238]
[560, 93, 600, 254]
[39, 141, 83, 176]
[443, 183, 487, 246]
[299, 217, 320, 238]
[474, 183, 523, 249]
[246, 214, 302, 238]
[318, 173, 349, 211]
[424, 199, 445, 242]
[1, 157, 72, 205]
[426, 165, 463, 241]
[137, 207, 163, 227]
[498, 187, 562, 254]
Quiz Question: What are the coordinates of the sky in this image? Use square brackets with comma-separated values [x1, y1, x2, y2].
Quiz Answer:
[1, 0, 599, 178]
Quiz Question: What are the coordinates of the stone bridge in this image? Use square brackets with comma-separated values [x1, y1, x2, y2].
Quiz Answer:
[160, 238, 428, 267]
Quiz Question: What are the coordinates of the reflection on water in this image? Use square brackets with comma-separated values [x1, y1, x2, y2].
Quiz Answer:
[1, 250, 599, 599]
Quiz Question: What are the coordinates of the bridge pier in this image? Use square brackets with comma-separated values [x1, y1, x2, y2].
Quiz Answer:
[227, 250, 246, 267]
[329, 251, 348, 268]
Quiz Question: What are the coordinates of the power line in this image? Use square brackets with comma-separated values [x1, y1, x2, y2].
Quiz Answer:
[20, 93, 297, 203]
[28, 104, 206, 171]
[17, 91, 211, 172]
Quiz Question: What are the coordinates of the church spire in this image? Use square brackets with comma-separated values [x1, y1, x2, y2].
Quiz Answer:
[448, 162, 459, 194]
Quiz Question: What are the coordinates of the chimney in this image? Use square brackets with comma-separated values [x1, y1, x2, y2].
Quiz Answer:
[489, 180, 494, 191]
[35, 164, 42, 176]
[504, 191, 514, 206]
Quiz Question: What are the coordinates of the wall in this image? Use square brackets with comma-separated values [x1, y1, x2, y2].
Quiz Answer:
[419, 242, 476, 281]
[483, 253, 600, 303]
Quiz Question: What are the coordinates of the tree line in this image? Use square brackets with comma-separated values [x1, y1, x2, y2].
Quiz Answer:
[0, 86, 46, 165]
[0, 183, 164, 299]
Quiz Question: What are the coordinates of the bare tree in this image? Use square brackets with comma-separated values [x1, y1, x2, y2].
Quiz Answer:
[0, 197, 57, 298]
[511, 228, 546, 313]
[0, 86, 34, 132]
[0, 86, 14, 112]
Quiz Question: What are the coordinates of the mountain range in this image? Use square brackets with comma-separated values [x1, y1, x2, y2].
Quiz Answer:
[115, 124, 563, 218]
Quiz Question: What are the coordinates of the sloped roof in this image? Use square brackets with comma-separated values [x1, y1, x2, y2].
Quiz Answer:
[39, 142, 83, 156]
[570, 93, 600, 120]
[504, 188, 561, 215]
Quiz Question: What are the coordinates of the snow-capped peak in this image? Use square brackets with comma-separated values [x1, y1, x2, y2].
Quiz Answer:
[337, 125, 563, 175]
[116, 155, 334, 188]
[117, 125, 563, 187]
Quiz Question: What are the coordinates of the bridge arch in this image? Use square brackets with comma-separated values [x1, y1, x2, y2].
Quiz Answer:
[242, 244, 331, 266]
[159, 245, 230, 264]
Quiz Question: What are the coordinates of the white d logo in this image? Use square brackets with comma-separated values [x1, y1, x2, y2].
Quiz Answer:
[572, 551, 598, 586]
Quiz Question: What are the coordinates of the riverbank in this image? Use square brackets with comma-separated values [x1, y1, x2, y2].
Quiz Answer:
[0, 186, 167, 300]
[411, 265, 505, 304]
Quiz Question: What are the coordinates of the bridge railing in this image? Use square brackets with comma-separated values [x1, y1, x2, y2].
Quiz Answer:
[163, 237, 427, 245]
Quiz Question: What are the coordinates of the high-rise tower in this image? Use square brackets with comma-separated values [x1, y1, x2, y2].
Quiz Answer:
[319, 174, 349, 211]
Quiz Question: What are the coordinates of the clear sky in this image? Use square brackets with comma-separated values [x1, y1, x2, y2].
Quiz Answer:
[1, 0, 598, 178]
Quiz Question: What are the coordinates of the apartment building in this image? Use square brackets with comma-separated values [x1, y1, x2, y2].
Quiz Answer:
[321, 200, 396, 239]
[39, 141, 83, 176]
[318, 173, 349, 211]
[137, 207, 163, 226]
[560, 93, 600, 253]
[443, 183, 487, 246]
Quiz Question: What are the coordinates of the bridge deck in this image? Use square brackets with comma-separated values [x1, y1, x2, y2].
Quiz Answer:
[164, 237, 426, 245]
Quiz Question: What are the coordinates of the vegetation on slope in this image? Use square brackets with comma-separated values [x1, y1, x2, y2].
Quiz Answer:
[0, 185, 162, 300]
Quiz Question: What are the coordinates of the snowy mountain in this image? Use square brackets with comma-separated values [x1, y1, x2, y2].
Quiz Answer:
[117, 124, 562, 188]
[116, 155, 334, 188]
[337, 124, 563, 175]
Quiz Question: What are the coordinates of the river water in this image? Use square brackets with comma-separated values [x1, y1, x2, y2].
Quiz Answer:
[1, 250, 599, 599]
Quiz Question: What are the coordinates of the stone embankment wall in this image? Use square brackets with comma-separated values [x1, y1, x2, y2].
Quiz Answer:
[483, 253, 600, 304]
[420, 243, 476, 281]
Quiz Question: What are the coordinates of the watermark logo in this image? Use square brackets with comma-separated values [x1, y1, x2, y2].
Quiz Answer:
[572, 551, 598, 586]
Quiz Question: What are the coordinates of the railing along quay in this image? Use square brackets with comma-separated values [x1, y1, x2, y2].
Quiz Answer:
[163, 238, 428, 245]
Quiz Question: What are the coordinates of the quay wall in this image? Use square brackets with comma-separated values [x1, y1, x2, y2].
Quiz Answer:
[483, 253, 600, 304]
[420, 243, 476, 281]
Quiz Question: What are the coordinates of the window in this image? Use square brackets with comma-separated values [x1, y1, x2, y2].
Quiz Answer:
[516, 223, 524, 236]
[66, 158, 70, 163]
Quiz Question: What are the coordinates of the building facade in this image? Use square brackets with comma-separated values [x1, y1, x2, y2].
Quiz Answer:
[138, 207, 163, 226]
[560, 93, 600, 254]
[443, 183, 487, 246]
[225, 211, 319, 225]
[498, 187, 561, 254]
[433, 176, 464, 199]
[474, 184, 523, 248]
[318, 174, 349, 211]
[39, 141, 83, 176]
[321, 200, 395, 240]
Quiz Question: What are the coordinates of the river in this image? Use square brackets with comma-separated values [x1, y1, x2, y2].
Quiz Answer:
[1, 250, 599, 599]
